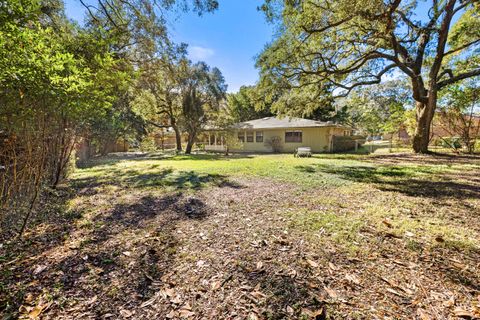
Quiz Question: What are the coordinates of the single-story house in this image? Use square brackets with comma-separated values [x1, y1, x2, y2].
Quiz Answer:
[201, 116, 353, 153]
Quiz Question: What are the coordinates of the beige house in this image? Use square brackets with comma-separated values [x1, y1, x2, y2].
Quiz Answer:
[202, 116, 352, 153]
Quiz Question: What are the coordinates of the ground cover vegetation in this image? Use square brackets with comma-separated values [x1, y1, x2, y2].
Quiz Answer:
[1, 153, 479, 318]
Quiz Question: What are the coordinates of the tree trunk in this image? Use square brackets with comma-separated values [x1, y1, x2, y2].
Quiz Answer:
[185, 138, 194, 154]
[171, 118, 182, 151]
[412, 95, 436, 153]
[185, 132, 196, 154]
[173, 127, 182, 151]
[100, 138, 113, 156]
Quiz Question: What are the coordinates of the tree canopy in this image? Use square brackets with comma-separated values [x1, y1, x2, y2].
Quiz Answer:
[258, 0, 480, 152]
[340, 80, 411, 136]
[178, 61, 227, 153]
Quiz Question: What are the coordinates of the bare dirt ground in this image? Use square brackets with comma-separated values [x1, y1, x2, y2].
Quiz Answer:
[1, 153, 479, 319]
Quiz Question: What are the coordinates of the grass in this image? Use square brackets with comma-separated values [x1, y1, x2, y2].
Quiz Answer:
[75, 152, 477, 186]
[74, 151, 478, 190]
[73, 153, 363, 189]
[3, 151, 479, 319]
[72, 152, 480, 252]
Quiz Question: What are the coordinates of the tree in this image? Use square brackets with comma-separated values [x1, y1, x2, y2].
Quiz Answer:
[88, 91, 146, 156]
[437, 78, 480, 153]
[80, 0, 221, 152]
[0, 0, 222, 238]
[227, 85, 273, 122]
[340, 80, 410, 137]
[134, 48, 188, 151]
[258, 0, 480, 153]
[0, 0, 127, 236]
[178, 61, 227, 154]
[80, 0, 219, 62]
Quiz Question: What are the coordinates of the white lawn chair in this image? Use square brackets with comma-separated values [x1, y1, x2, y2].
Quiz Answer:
[294, 147, 312, 157]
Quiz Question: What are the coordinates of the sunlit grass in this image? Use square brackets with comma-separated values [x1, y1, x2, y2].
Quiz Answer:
[74, 152, 469, 189]
[72, 152, 480, 254]
[286, 183, 480, 254]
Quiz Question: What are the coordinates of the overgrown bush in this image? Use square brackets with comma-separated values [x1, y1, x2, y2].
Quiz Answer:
[264, 136, 282, 153]
[0, 1, 131, 238]
[139, 136, 158, 152]
[332, 136, 365, 152]
[440, 137, 462, 150]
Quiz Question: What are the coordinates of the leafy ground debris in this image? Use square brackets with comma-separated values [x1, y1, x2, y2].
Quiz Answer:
[1, 153, 479, 319]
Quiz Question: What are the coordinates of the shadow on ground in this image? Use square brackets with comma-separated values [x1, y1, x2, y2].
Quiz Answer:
[0, 186, 84, 315]
[295, 163, 480, 200]
[0, 186, 216, 318]
[369, 152, 480, 165]
[73, 168, 245, 191]
[77, 152, 255, 169]
[239, 266, 325, 319]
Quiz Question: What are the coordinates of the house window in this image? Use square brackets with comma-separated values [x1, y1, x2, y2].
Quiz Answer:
[285, 130, 302, 143]
[246, 131, 254, 142]
[256, 131, 263, 143]
[238, 131, 245, 142]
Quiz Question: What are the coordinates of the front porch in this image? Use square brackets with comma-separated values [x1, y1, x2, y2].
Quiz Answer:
[200, 131, 227, 152]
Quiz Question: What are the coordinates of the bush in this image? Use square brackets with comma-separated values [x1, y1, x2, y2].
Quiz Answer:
[264, 136, 283, 153]
[332, 135, 365, 152]
[139, 136, 157, 152]
[440, 137, 462, 150]
[474, 139, 480, 153]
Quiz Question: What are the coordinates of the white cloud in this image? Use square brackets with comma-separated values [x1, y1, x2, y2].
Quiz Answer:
[189, 46, 215, 61]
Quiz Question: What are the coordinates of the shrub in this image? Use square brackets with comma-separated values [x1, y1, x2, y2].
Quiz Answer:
[332, 135, 366, 152]
[440, 137, 462, 150]
[264, 136, 283, 153]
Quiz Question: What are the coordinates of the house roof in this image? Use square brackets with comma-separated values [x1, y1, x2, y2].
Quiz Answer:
[232, 116, 347, 130]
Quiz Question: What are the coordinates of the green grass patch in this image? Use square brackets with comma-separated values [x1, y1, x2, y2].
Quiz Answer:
[72, 152, 480, 254]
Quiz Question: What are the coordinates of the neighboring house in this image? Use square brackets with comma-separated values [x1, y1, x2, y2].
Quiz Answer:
[201, 116, 353, 153]
[76, 138, 129, 162]
[384, 113, 480, 144]
[152, 128, 187, 150]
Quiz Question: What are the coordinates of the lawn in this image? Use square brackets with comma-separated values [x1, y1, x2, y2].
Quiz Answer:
[2, 152, 480, 319]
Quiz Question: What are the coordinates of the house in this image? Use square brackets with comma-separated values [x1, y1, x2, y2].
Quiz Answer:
[152, 128, 187, 150]
[201, 116, 353, 153]
[384, 113, 480, 145]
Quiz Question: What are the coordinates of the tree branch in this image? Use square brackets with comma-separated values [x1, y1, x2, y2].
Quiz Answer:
[429, 0, 457, 81]
[300, 16, 352, 35]
[331, 64, 398, 98]
[147, 120, 171, 129]
[437, 68, 480, 89]
[444, 39, 480, 56]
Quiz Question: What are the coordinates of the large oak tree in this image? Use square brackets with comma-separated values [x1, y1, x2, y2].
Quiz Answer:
[178, 61, 227, 154]
[257, 0, 480, 152]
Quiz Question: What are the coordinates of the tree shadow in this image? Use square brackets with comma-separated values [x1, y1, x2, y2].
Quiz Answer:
[104, 193, 209, 229]
[233, 261, 325, 319]
[425, 246, 480, 294]
[72, 168, 245, 191]
[369, 152, 480, 166]
[0, 186, 88, 316]
[295, 164, 480, 200]
[1, 189, 215, 318]
[77, 152, 255, 169]
[295, 165, 316, 173]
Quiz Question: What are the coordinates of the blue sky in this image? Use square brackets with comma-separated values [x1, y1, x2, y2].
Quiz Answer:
[64, 0, 274, 93]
